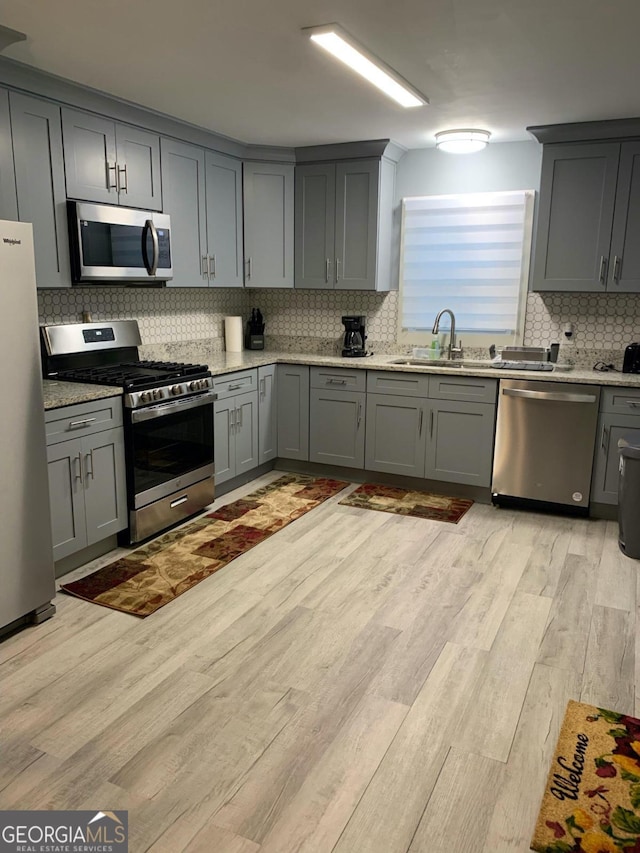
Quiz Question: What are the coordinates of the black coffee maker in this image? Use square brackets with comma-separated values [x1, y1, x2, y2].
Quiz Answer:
[341, 315, 367, 357]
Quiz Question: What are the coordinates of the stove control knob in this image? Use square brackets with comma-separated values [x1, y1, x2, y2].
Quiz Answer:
[140, 391, 153, 403]
[189, 381, 199, 391]
[153, 388, 164, 400]
[170, 384, 183, 396]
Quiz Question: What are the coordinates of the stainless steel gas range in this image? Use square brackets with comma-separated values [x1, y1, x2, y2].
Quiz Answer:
[41, 320, 216, 543]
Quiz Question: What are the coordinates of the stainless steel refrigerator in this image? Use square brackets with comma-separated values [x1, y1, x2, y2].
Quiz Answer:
[0, 220, 55, 635]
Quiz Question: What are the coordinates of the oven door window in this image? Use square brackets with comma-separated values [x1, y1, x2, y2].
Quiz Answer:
[130, 402, 213, 496]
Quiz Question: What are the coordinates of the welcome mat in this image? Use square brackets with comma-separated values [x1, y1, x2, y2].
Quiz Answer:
[338, 483, 473, 523]
[532, 699, 640, 852]
[60, 474, 348, 617]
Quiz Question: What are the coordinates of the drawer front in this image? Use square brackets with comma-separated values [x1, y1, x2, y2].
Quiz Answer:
[45, 398, 123, 445]
[212, 369, 257, 399]
[310, 366, 366, 392]
[600, 385, 640, 414]
[367, 370, 430, 398]
[428, 375, 498, 405]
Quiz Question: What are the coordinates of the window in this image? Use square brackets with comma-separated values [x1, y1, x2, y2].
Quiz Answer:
[398, 189, 535, 347]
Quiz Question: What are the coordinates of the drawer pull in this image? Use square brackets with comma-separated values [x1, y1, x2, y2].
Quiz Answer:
[625, 400, 640, 408]
[68, 417, 97, 429]
[170, 495, 189, 509]
[228, 384, 243, 391]
[327, 378, 347, 385]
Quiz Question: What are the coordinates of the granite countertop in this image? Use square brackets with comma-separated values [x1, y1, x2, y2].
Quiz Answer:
[42, 350, 640, 410]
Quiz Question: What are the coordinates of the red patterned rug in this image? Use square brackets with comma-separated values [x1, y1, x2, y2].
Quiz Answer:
[338, 483, 473, 523]
[60, 474, 348, 617]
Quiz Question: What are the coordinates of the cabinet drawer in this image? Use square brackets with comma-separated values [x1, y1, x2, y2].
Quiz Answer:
[428, 375, 498, 405]
[45, 398, 123, 445]
[600, 386, 640, 414]
[310, 366, 366, 392]
[212, 369, 257, 399]
[367, 370, 430, 398]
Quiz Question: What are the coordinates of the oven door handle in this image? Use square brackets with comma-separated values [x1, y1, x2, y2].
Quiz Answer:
[141, 219, 159, 276]
[130, 390, 217, 423]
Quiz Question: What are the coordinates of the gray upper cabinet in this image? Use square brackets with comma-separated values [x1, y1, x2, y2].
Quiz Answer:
[204, 151, 243, 287]
[62, 108, 161, 209]
[0, 87, 17, 221]
[10, 93, 70, 288]
[243, 161, 294, 288]
[532, 140, 640, 294]
[161, 138, 207, 287]
[295, 158, 394, 291]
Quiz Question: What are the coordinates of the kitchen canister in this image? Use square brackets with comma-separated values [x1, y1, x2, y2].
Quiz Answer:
[224, 316, 243, 352]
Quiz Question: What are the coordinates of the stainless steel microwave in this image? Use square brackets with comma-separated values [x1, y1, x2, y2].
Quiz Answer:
[67, 201, 172, 284]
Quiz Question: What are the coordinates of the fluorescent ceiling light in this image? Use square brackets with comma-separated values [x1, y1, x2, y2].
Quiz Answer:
[303, 24, 428, 108]
[435, 129, 491, 153]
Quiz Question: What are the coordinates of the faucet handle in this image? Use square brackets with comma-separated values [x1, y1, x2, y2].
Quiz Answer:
[450, 340, 463, 359]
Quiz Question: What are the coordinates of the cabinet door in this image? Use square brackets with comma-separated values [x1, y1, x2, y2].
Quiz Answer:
[47, 438, 87, 561]
[334, 159, 379, 291]
[591, 412, 640, 504]
[531, 143, 619, 292]
[62, 109, 117, 203]
[310, 389, 365, 468]
[83, 428, 127, 546]
[294, 163, 336, 289]
[277, 364, 309, 460]
[235, 391, 259, 476]
[11, 93, 70, 288]
[205, 151, 243, 287]
[243, 161, 294, 288]
[258, 364, 277, 464]
[0, 88, 17, 220]
[115, 124, 161, 211]
[365, 394, 426, 477]
[425, 401, 495, 487]
[214, 398, 235, 485]
[609, 141, 640, 293]
[161, 138, 207, 287]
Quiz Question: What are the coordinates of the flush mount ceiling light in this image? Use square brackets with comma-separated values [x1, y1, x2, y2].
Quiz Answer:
[435, 129, 491, 153]
[303, 23, 428, 108]
[0, 24, 26, 53]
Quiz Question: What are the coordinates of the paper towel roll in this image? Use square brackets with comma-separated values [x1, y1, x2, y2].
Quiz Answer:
[224, 316, 243, 352]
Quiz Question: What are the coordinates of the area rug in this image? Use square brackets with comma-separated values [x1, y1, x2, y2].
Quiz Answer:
[531, 699, 640, 852]
[60, 474, 348, 617]
[338, 483, 473, 523]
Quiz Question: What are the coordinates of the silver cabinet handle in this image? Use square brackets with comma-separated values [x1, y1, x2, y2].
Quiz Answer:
[106, 161, 117, 191]
[202, 255, 209, 280]
[85, 449, 94, 480]
[238, 406, 243, 428]
[327, 378, 347, 385]
[208, 254, 216, 278]
[335, 257, 340, 283]
[74, 452, 83, 482]
[601, 424, 609, 452]
[599, 255, 607, 284]
[502, 388, 596, 404]
[117, 163, 128, 194]
[246, 257, 252, 280]
[230, 408, 236, 430]
[612, 255, 621, 284]
[260, 377, 266, 397]
[429, 409, 434, 438]
[228, 384, 242, 391]
[170, 495, 188, 509]
[418, 409, 423, 436]
[68, 417, 97, 430]
[357, 402, 362, 428]
[325, 258, 331, 283]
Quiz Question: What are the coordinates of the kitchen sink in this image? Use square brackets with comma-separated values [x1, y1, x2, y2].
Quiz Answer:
[389, 358, 494, 369]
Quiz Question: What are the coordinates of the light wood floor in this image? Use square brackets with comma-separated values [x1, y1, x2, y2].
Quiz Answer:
[1, 471, 637, 852]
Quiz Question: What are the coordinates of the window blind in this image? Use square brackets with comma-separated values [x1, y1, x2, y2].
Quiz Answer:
[400, 190, 534, 337]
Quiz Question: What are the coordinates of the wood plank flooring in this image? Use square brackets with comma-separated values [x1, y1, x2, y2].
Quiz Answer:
[0, 471, 637, 852]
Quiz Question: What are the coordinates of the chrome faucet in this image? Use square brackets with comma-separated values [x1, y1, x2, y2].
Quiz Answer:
[432, 308, 463, 360]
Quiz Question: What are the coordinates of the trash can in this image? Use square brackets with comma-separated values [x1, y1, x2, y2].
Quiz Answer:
[618, 437, 640, 558]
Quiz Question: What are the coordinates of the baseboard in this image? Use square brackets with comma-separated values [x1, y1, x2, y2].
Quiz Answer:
[214, 461, 276, 498]
[588, 502, 618, 520]
[54, 535, 118, 578]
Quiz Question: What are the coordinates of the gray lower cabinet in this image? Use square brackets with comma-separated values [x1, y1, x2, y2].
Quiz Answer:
[277, 364, 309, 460]
[365, 393, 426, 477]
[46, 425, 127, 561]
[243, 161, 294, 288]
[62, 108, 161, 209]
[0, 87, 17, 220]
[258, 364, 277, 464]
[310, 388, 365, 468]
[426, 400, 496, 486]
[10, 93, 70, 288]
[214, 374, 259, 485]
[591, 387, 640, 504]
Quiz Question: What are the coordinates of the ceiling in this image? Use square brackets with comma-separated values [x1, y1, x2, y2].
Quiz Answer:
[2, 0, 640, 150]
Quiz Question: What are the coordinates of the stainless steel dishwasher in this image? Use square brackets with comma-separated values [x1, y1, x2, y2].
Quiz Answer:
[492, 378, 601, 511]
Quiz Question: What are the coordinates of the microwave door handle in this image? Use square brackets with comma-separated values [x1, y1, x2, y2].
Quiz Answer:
[141, 219, 160, 276]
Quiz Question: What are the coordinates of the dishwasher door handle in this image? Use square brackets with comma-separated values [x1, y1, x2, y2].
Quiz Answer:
[502, 388, 597, 404]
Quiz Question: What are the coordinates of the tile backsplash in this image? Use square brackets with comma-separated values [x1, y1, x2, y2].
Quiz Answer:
[38, 285, 640, 358]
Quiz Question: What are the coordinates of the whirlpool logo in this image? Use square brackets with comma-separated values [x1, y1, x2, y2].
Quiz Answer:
[2, 238, 21, 245]
[0, 810, 128, 852]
